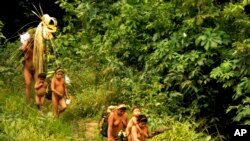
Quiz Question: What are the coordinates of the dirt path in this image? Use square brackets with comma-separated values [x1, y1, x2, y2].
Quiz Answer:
[84, 121, 99, 139]
[74, 119, 102, 141]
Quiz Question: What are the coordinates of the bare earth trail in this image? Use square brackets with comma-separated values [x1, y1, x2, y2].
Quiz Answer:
[74, 119, 102, 141]
[85, 121, 99, 139]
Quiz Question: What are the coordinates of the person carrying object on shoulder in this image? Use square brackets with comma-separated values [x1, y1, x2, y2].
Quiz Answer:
[107, 104, 129, 141]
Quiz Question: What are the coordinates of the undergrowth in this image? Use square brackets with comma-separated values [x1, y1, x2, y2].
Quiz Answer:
[0, 90, 73, 141]
[0, 89, 213, 141]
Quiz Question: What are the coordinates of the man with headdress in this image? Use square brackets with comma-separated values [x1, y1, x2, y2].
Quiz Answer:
[19, 13, 57, 103]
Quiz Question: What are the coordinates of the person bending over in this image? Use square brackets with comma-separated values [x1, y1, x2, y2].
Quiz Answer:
[130, 114, 165, 141]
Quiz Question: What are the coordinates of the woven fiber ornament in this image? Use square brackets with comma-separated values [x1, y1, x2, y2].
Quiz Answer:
[33, 13, 57, 74]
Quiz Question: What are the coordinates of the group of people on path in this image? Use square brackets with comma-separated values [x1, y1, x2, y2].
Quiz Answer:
[105, 104, 165, 141]
[19, 28, 69, 117]
[19, 14, 165, 140]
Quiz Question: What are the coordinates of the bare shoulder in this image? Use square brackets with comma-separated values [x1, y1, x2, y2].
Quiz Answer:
[51, 77, 55, 82]
[51, 77, 58, 83]
[109, 111, 115, 117]
[124, 112, 129, 119]
[108, 112, 115, 121]
[131, 125, 137, 132]
[124, 112, 129, 117]
[131, 117, 137, 124]
[127, 118, 134, 126]
[128, 118, 134, 123]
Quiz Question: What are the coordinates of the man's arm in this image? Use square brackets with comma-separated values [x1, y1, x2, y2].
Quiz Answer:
[107, 113, 116, 141]
[19, 40, 31, 52]
[146, 126, 154, 138]
[123, 112, 129, 128]
[34, 81, 43, 89]
[19, 43, 27, 51]
[125, 113, 129, 126]
[146, 126, 166, 138]
[125, 119, 133, 136]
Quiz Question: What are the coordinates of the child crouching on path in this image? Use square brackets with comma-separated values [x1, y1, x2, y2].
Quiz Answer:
[51, 68, 69, 117]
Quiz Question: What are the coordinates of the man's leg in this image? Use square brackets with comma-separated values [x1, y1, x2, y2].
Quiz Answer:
[24, 68, 33, 103]
[52, 94, 59, 117]
[40, 96, 45, 112]
[35, 95, 40, 110]
[58, 98, 67, 114]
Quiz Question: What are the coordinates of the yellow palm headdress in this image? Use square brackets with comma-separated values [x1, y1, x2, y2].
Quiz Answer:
[32, 4, 57, 74]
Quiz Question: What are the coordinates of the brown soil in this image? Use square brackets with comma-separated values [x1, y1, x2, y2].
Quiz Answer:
[84, 121, 99, 139]
[74, 119, 100, 141]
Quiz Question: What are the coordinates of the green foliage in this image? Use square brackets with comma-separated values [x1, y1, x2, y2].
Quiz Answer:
[75, 87, 110, 118]
[149, 117, 212, 141]
[195, 28, 230, 50]
[0, 91, 72, 141]
[0, 21, 5, 43]
[0, 41, 24, 91]
[2, 0, 250, 140]
[53, 0, 250, 136]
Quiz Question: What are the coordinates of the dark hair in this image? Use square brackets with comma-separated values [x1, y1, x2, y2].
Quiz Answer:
[120, 107, 127, 111]
[38, 73, 46, 79]
[137, 114, 148, 123]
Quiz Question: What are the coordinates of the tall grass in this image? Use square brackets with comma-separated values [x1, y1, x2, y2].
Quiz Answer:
[0, 90, 73, 141]
[149, 116, 212, 141]
[0, 83, 214, 141]
[75, 86, 110, 118]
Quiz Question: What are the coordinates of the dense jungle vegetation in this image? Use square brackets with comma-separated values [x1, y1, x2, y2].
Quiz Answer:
[1, 0, 250, 140]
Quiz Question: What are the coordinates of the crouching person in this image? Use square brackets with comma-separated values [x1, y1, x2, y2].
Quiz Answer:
[129, 114, 166, 141]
